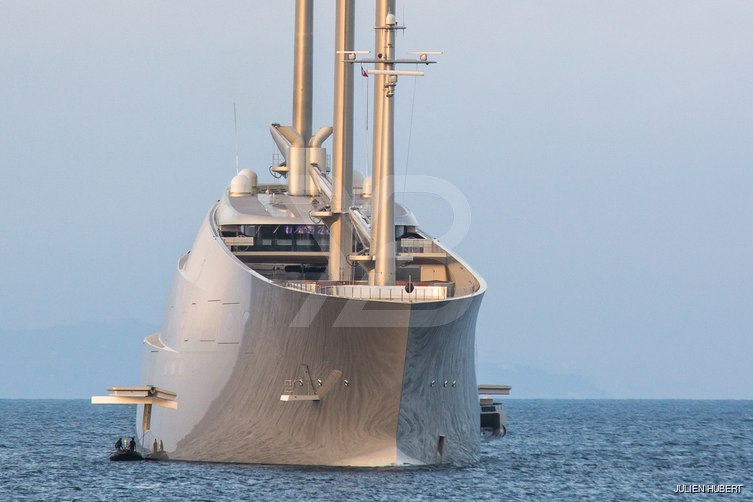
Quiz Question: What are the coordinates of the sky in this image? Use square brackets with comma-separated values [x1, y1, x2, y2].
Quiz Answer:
[1, 0, 752, 399]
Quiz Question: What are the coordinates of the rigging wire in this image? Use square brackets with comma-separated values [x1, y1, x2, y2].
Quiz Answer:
[233, 102, 240, 174]
[362, 65, 371, 178]
[401, 64, 419, 204]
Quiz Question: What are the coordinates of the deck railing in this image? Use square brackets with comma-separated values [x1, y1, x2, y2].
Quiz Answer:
[278, 280, 456, 302]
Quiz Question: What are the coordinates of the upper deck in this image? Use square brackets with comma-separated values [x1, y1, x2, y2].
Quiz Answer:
[211, 184, 482, 302]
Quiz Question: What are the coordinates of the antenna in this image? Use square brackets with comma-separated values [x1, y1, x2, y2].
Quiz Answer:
[336, 50, 371, 61]
[365, 69, 424, 77]
[233, 103, 240, 174]
[407, 51, 443, 63]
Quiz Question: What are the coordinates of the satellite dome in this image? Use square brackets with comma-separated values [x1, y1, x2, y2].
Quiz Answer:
[229, 174, 252, 196]
[238, 168, 258, 195]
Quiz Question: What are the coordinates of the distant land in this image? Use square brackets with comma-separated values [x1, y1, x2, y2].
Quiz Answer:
[2, 319, 611, 399]
[477, 361, 612, 399]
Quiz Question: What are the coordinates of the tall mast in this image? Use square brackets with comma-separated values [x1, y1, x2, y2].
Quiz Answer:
[292, 0, 313, 143]
[288, 0, 314, 196]
[369, 0, 393, 285]
[371, 2, 398, 286]
[329, 0, 355, 281]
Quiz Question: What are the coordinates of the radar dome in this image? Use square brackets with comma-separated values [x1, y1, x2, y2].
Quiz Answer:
[238, 168, 258, 195]
[230, 174, 252, 196]
[362, 175, 372, 198]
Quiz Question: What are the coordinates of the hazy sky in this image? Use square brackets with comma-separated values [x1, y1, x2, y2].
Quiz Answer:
[2, 1, 751, 398]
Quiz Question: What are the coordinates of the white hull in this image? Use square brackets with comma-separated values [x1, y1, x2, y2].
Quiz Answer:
[131, 1, 489, 467]
[137, 207, 485, 466]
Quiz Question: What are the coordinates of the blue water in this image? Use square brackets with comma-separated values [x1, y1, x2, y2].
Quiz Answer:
[0, 400, 750, 501]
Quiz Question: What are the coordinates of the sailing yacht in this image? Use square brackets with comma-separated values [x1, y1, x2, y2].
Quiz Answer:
[134, 0, 486, 466]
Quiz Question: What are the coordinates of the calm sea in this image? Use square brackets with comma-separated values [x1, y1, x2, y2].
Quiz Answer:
[0, 400, 750, 501]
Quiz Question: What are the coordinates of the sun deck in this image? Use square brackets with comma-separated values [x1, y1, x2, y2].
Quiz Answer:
[212, 188, 481, 299]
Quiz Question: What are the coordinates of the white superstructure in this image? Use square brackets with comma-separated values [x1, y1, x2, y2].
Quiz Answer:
[133, 0, 487, 467]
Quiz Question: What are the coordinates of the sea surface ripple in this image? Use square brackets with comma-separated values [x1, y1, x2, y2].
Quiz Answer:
[0, 399, 750, 500]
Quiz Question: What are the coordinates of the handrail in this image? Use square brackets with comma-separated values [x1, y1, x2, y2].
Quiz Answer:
[279, 280, 455, 302]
